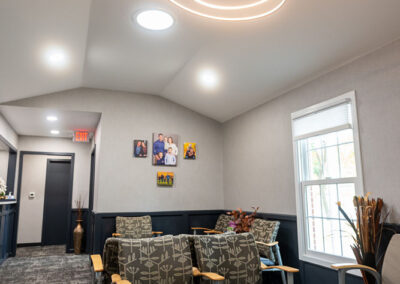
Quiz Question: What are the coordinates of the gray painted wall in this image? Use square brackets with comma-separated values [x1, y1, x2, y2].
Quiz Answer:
[8, 89, 224, 213]
[0, 150, 9, 182]
[0, 112, 17, 149]
[223, 39, 400, 223]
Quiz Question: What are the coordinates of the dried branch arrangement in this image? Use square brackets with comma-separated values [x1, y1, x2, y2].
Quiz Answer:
[338, 192, 388, 284]
[75, 195, 85, 221]
[227, 206, 259, 233]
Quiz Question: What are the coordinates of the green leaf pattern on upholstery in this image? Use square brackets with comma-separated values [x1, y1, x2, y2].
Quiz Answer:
[116, 215, 153, 239]
[249, 219, 280, 262]
[118, 235, 193, 284]
[194, 233, 261, 284]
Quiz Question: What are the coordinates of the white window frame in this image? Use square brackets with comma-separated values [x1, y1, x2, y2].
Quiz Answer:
[291, 91, 364, 271]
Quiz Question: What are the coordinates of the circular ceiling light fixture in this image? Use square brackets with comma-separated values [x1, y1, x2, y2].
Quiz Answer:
[50, 130, 60, 135]
[136, 10, 174, 30]
[169, 0, 287, 21]
[46, 115, 58, 122]
[43, 46, 69, 70]
[198, 68, 219, 89]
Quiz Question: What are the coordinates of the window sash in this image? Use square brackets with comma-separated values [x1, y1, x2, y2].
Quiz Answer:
[301, 180, 356, 258]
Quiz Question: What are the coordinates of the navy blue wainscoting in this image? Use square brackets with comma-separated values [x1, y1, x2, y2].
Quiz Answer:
[0, 202, 16, 264]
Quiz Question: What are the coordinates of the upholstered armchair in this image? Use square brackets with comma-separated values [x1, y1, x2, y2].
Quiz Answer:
[91, 235, 224, 284]
[112, 215, 163, 238]
[191, 214, 233, 234]
[249, 218, 288, 284]
[193, 232, 299, 284]
[331, 234, 400, 284]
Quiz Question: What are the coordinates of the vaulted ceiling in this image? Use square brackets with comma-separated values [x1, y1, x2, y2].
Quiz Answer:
[1, 0, 400, 122]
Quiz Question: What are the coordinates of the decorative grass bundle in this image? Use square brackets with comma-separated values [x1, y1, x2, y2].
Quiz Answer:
[227, 206, 259, 233]
[75, 195, 85, 221]
[338, 192, 387, 284]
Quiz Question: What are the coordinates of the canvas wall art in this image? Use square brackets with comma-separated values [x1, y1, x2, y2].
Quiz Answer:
[157, 172, 174, 186]
[152, 133, 178, 166]
[133, 140, 148, 157]
[184, 142, 197, 159]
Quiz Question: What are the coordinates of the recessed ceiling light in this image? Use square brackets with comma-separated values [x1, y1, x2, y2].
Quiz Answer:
[43, 47, 69, 69]
[198, 68, 219, 89]
[46, 116, 58, 121]
[136, 10, 174, 31]
[50, 130, 60, 135]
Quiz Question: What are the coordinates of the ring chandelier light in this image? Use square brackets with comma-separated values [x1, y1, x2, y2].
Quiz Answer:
[169, 0, 287, 21]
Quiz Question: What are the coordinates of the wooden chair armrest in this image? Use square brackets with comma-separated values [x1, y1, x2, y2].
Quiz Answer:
[90, 254, 104, 272]
[256, 241, 279, 247]
[152, 231, 163, 235]
[261, 262, 299, 273]
[191, 227, 212, 231]
[111, 274, 131, 284]
[204, 230, 223, 234]
[112, 233, 122, 237]
[331, 263, 377, 273]
[192, 267, 225, 281]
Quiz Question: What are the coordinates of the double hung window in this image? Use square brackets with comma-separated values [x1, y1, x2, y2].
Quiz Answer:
[291, 91, 363, 266]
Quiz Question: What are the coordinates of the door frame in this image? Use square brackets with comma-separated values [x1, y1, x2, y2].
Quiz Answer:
[87, 145, 96, 252]
[41, 158, 73, 246]
[13, 151, 75, 254]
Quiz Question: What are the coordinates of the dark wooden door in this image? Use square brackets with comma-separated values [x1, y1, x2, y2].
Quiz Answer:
[42, 159, 71, 246]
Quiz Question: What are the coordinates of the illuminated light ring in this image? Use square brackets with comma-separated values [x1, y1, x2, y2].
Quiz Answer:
[169, 0, 286, 21]
[194, 0, 269, 10]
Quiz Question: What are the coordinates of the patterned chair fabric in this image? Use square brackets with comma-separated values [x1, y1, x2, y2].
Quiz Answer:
[194, 232, 261, 284]
[102, 237, 121, 284]
[118, 235, 193, 284]
[115, 215, 153, 239]
[214, 214, 234, 232]
[249, 218, 280, 262]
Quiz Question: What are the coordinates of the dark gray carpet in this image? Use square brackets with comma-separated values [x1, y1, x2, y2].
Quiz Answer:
[0, 245, 92, 284]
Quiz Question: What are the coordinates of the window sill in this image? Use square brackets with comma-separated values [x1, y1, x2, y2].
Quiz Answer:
[301, 253, 362, 277]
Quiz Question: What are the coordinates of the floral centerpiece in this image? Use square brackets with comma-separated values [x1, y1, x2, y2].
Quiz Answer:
[0, 177, 7, 199]
[338, 192, 389, 284]
[227, 206, 259, 233]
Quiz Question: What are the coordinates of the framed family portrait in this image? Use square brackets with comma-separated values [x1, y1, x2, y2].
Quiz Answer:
[184, 142, 197, 159]
[152, 133, 179, 166]
[133, 140, 148, 157]
[157, 172, 174, 187]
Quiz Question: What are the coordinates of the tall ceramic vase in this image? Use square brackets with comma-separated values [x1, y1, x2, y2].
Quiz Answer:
[73, 220, 84, 254]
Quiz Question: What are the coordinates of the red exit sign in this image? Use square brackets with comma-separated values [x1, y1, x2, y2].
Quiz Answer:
[73, 131, 90, 143]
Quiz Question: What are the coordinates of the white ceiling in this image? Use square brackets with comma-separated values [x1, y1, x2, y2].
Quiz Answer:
[1, 0, 400, 122]
[0, 106, 101, 138]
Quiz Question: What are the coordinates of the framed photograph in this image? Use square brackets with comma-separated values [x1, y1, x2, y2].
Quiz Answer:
[157, 172, 174, 187]
[184, 142, 197, 159]
[152, 133, 178, 166]
[133, 140, 148, 157]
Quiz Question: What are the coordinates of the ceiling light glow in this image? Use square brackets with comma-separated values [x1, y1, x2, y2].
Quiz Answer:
[194, 0, 269, 10]
[169, 0, 287, 21]
[46, 116, 58, 121]
[136, 10, 174, 30]
[198, 68, 219, 89]
[50, 130, 60, 135]
[43, 47, 69, 69]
